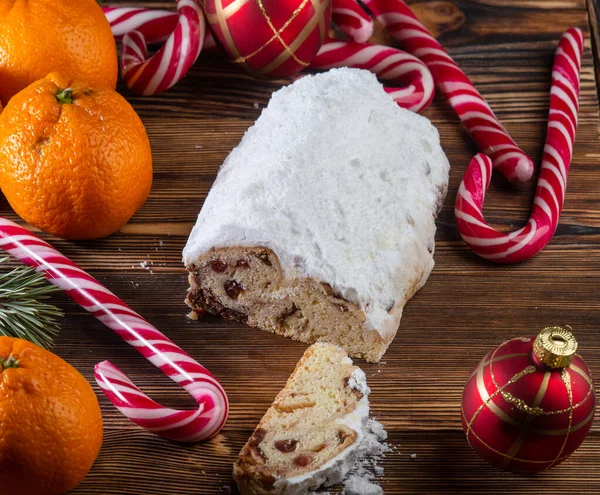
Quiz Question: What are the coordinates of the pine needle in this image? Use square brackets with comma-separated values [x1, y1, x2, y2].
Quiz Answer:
[0, 257, 63, 349]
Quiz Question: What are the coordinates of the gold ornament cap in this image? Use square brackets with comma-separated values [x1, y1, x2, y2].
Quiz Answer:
[533, 326, 578, 369]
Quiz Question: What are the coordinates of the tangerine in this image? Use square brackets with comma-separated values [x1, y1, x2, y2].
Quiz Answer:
[0, 0, 118, 104]
[0, 337, 103, 495]
[0, 72, 153, 239]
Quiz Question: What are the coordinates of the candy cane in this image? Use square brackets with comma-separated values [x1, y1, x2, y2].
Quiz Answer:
[104, 6, 219, 53]
[331, 0, 374, 43]
[0, 217, 228, 441]
[455, 28, 583, 263]
[312, 38, 434, 112]
[119, 0, 205, 96]
[363, 0, 535, 183]
[103, 7, 179, 43]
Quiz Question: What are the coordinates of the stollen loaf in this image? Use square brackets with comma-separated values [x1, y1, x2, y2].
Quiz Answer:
[183, 68, 449, 362]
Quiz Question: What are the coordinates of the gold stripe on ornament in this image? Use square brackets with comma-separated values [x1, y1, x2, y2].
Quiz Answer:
[258, 0, 330, 74]
[468, 352, 529, 381]
[249, 0, 311, 68]
[232, 0, 311, 65]
[310, 0, 328, 44]
[570, 361, 593, 385]
[474, 356, 523, 428]
[467, 349, 537, 439]
[489, 345, 592, 416]
[205, 0, 251, 23]
[501, 371, 551, 468]
[215, 0, 243, 60]
[461, 408, 576, 465]
[468, 354, 594, 437]
[467, 392, 594, 437]
[546, 369, 574, 470]
[470, 343, 535, 429]
[534, 405, 595, 436]
[498, 368, 592, 416]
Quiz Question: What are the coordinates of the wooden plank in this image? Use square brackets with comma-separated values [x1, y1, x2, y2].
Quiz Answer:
[3, 0, 594, 493]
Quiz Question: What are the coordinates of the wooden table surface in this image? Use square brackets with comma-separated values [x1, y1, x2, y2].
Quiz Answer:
[6, 0, 598, 493]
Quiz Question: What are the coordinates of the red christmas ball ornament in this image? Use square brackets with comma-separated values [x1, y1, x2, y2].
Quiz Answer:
[462, 326, 595, 473]
[203, 0, 332, 78]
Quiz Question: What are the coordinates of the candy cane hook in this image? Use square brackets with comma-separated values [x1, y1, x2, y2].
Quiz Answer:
[119, 0, 205, 96]
[455, 28, 583, 263]
[363, 0, 536, 183]
[0, 218, 228, 441]
[312, 38, 435, 112]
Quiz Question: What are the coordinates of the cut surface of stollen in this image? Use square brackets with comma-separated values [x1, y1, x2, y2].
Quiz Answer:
[183, 68, 449, 362]
[233, 343, 373, 494]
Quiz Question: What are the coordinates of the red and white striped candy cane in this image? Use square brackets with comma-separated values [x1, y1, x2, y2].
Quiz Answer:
[312, 38, 434, 112]
[118, 0, 205, 96]
[455, 28, 583, 263]
[104, 6, 219, 53]
[331, 0, 374, 43]
[103, 7, 179, 43]
[363, 0, 535, 183]
[0, 217, 228, 441]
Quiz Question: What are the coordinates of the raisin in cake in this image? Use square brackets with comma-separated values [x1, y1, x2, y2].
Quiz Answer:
[233, 343, 371, 494]
[183, 68, 450, 362]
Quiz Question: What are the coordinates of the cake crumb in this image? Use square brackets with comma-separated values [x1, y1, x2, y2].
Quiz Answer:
[253, 102, 260, 109]
[410, 453, 417, 459]
[159, 240, 164, 247]
[195, 145, 204, 149]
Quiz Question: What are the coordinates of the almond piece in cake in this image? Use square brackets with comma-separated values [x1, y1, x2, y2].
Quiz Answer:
[233, 343, 371, 495]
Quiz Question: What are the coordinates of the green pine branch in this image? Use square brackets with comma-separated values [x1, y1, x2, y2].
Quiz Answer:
[0, 258, 62, 349]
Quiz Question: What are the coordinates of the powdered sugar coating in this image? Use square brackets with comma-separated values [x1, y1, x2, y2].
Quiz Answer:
[183, 68, 449, 338]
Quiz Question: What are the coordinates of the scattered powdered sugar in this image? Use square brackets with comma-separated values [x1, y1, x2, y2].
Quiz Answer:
[139, 260, 154, 273]
[308, 419, 390, 494]
[341, 419, 390, 495]
[343, 477, 383, 495]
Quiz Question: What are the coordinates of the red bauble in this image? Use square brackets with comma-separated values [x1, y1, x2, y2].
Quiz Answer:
[462, 326, 595, 473]
[203, 0, 332, 78]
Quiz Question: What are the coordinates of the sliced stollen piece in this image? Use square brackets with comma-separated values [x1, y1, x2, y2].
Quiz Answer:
[233, 343, 372, 495]
[183, 67, 450, 362]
